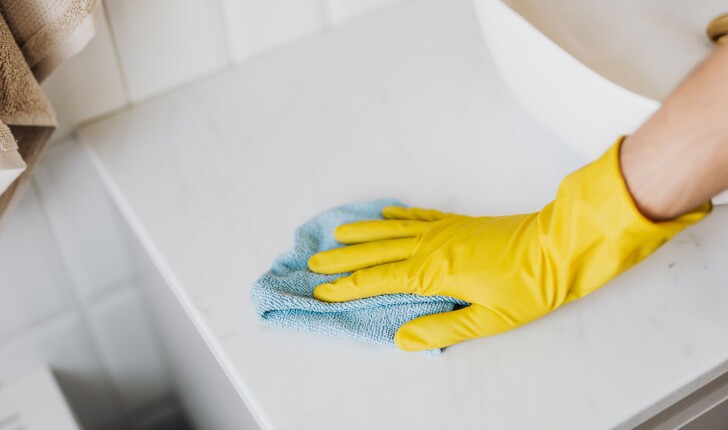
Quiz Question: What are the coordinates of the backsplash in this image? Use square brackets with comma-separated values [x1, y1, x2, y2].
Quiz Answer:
[41, 0, 405, 142]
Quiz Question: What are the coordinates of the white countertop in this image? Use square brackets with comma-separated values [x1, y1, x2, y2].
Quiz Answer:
[79, 0, 728, 428]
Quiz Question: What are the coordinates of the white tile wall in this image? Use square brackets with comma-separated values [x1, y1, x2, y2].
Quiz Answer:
[103, 0, 229, 102]
[42, 7, 128, 141]
[0, 187, 74, 340]
[86, 284, 170, 412]
[0, 139, 173, 430]
[0, 313, 120, 429]
[33, 140, 136, 300]
[42, 0, 407, 135]
[219, 0, 324, 62]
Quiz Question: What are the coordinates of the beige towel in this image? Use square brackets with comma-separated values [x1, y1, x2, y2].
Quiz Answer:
[0, 0, 99, 82]
[0, 0, 97, 222]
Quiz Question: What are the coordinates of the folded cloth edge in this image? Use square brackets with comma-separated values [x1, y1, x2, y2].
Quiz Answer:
[251, 199, 469, 355]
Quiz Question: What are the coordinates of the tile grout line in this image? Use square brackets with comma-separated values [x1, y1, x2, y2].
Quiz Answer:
[30, 179, 134, 430]
[100, 0, 134, 108]
[82, 274, 140, 308]
[211, 0, 236, 65]
[0, 301, 77, 348]
[75, 15, 341, 132]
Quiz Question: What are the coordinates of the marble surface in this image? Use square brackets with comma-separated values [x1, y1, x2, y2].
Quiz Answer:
[79, 0, 728, 428]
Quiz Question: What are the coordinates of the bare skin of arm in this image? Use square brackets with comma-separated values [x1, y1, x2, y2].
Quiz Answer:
[621, 43, 728, 221]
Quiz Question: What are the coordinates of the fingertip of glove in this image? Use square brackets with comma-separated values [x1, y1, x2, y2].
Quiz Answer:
[381, 205, 405, 219]
[313, 284, 335, 302]
[307, 255, 319, 271]
[307, 254, 331, 274]
[394, 327, 429, 352]
[332, 225, 351, 243]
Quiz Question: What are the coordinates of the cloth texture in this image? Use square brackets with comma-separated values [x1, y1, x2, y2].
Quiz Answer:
[251, 199, 468, 355]
[0, 0, 99, 81]
[0, 14, 55, 126]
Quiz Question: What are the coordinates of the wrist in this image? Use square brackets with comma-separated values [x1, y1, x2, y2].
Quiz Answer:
[620, 132, 722, 221]
[620, 43, 728, 221]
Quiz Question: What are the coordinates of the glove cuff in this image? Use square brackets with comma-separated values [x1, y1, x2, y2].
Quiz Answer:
[545, 136, 712, 301]
[594, 136, 712, 236]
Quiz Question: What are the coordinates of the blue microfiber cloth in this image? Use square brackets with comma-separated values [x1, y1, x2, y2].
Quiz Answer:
[251, 199, 469, 355]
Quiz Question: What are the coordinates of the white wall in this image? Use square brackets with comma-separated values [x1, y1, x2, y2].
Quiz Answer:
[0, 139, 178, 430]
[3, 1, 407, 429]
[41, 0, 406, 141]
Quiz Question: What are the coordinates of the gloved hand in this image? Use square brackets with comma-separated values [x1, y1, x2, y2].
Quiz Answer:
[308, 140, 711, 351]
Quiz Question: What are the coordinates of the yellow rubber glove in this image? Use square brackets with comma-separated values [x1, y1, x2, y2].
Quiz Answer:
[308, 139, 712, 351]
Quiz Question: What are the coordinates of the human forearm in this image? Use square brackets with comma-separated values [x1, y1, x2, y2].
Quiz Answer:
[621, 43, 728, 221]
